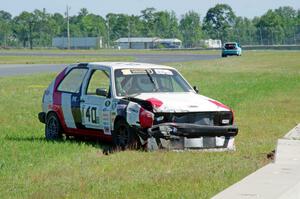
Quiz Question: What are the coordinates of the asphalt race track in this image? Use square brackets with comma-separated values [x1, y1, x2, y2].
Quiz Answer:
[0, 51, 219, 77]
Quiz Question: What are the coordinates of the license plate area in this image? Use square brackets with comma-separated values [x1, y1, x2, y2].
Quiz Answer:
[184, 136, 226, 149]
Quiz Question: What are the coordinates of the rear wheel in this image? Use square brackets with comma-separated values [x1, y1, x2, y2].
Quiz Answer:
[113, 119, 140, 149]
[45, 112, 63, 140]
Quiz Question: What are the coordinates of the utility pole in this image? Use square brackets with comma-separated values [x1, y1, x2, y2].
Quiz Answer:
[107, 19, 110, 48]
[294, 26, 297, 45]
[66, 5, 71, 49]
[259, 27, 263, 45]
[127, 20, 131, 49]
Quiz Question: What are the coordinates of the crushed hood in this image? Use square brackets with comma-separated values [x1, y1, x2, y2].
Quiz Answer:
[131, 92, 231, 113]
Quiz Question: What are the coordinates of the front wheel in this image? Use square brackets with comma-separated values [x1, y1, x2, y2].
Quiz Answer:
[45, 112, 63, 140]
[113, 119, 140, 149]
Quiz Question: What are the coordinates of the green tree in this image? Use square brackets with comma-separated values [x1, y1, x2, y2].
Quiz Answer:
[13, 11, 37, 48]
[274, 6, 298, 44]
[231, 17, 257, 45]
[81, 14, 107, 36]
[51, 13, 65, 37]
[203, 4, 236, 42]
[127, 15, 144, 37]
[140, 8, 156, 36]
[0, 10, 12, 47]
[153, 10, 180, 38]
[106, 13, 131, 41]
[179, 11, 202, 47]
[32, 9, 62, 47]
[255, 10, 284, 45]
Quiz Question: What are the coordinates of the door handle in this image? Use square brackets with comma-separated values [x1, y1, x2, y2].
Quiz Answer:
[80, 99, 85, 103]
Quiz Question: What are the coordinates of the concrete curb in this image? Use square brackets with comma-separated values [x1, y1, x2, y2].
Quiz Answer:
[212, 124, 300, 199]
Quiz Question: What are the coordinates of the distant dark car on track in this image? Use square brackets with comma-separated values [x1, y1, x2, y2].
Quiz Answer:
[222, 42, 242, 57]
[38, 62, 238, 151]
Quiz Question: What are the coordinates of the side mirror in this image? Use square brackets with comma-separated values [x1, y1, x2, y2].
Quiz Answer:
[193, 86, 199, 94]
[96, 88, 108, 97]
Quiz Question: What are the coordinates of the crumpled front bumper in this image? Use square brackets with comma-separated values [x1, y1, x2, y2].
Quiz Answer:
[146, 123, 238, 151]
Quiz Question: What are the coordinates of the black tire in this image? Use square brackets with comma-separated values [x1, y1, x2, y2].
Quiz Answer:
[113, 119, 140, 149]
[45, 112, 63, 140]
[222, 54, 226, 58]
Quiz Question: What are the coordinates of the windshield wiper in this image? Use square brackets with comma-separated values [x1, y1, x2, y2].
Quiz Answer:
[145, 69, 159, 91]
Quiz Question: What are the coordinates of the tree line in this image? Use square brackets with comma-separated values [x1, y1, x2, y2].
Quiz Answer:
[0, 4, 299, 49]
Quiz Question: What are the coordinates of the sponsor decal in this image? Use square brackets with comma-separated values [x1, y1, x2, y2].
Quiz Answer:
[154, 69, 173, 75]
[112, 102, 117, 110]
[121, 69, 153, 75]
[121, 69, 131, 75]
[105, 100, 111, 107]
[102, 111, 111, 134]
[72, 96, 78, 103]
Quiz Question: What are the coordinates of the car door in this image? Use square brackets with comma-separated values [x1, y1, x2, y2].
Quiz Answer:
[80, 68, 112, 135]
[56, 67, 88, 129]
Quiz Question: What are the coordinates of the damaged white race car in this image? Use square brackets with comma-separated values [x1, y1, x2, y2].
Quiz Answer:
[38, 62, 238, 151]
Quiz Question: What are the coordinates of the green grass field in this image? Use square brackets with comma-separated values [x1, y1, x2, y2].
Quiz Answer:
[0, 48, 219, 64]
[0, 51, 299, 198]
[0, 48, 220, 55]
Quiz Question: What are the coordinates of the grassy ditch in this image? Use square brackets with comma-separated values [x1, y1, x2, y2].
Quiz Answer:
[0, 51, 299, 198]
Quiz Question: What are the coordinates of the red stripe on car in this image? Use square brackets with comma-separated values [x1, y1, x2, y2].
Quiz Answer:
[208, 99, 230, 110]
[53, 68, 67, 105]
[146, 97, 163, 108]
[52, 105, 68, 130]
[65, 128, 112, 142]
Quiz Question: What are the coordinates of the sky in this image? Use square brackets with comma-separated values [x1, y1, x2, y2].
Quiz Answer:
[1, 0, 299, 19]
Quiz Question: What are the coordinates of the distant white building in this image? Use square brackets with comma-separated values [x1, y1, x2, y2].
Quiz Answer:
[200, 39, 222, 48]
[52, 37, 103, 49]
[115, 37, 158, 49]
[115, 37, 182, 49]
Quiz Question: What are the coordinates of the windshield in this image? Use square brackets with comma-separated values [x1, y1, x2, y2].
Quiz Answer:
[114, 68, 192, 96]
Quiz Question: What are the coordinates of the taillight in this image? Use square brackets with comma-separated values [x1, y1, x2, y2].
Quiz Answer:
[139, 107, 154, 128]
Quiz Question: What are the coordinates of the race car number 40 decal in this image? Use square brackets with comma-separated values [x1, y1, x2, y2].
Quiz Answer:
[86, 106, 97, 123]
[84, 105, 99, 125]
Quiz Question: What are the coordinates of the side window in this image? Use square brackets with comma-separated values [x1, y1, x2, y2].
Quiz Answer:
[57, 68, 87, 93]
[86, 69, 110, 95]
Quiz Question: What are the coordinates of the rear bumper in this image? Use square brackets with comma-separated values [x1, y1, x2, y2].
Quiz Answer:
[146, 123, 238, 151]
[222, 50, 240, 55]
[38, 112, 46, 124]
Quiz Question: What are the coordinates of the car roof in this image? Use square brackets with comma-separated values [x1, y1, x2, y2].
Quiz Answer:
[80, 62, 175, 70]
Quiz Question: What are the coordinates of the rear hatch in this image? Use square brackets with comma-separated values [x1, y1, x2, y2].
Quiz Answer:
[224, 43, 237, 50]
